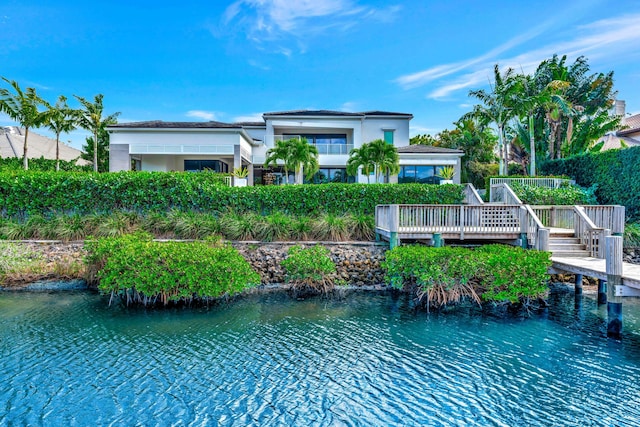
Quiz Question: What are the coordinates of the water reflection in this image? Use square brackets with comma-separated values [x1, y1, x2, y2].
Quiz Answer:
[1, 287, 639, 426]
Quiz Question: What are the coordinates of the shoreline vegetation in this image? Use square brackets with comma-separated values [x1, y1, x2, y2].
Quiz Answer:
[2, 238, 553, 313]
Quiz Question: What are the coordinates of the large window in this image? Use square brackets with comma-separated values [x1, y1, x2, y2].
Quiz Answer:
[184, 160, 229, 173]
[399, 165, 448, 184]
[309, 168, 355, 184]
[283, 134, 349, 155]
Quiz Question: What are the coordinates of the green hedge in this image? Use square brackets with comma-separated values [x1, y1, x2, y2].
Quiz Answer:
[509, 182, 597, 205]
[0, 157, 91, 172]
[382, 245, 550, 306]
[540, 147, 640, 218]
[85, 233, 260, 305]
[0, 171, 464, 217]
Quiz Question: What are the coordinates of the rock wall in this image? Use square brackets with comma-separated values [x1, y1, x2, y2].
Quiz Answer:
[2, 241, 390, 288]
[233, 242, 388, 287]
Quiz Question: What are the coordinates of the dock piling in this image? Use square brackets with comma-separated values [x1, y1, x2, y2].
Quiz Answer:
[605, 236, 624, 338]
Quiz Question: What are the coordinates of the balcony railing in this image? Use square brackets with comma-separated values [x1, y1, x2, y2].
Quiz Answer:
[269, 135, 353, 155]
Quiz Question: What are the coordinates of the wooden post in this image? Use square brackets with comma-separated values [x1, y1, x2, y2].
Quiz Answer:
[612, 206, 625, 236]
[389, 204, 400, 249]
[598, 279, 607, 305]
[605, 235, 623, 337]
[537, 228, 549, 251]
[519, 207, 528, 248]
[574, 273, 583, 295]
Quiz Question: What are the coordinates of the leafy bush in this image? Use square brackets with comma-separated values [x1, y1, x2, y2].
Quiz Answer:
[85, 233, 260, 306]
[624, 222, 640, 248]
[509, 182, 597, 205]
[382, 245, 550, 308]
[0, 156, 91, 172]
[540, 147, 640, 218]
[281, 245, 338, 294]
[0, 171, 464, 217]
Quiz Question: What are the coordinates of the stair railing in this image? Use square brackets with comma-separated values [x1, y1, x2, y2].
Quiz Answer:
[574, 206, 610, 258]
[523, 204, 549, 251]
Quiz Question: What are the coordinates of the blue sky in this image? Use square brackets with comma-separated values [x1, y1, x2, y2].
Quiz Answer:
[1, 0, 639, 149]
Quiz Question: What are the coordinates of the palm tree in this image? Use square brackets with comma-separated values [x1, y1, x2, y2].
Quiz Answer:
[288, 138, 319, 184]
[466, 64, 518, 175]
[346, 145, 375, 183]
[264, 138, 294, 184]
[44, 95, 77, 171]
[511, 74, 548, 175]
[366, 139, 399, 183]
[0, 78, 47, 170]
[74, 94, 120, 172]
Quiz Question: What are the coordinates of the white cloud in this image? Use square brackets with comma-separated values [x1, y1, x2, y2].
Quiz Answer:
[220, 0, 401, 54]
[339, 101, 358, 112]
[397, 12, 640, 100]
[233, 113, 264, 123]
[186, 110, 217, 121]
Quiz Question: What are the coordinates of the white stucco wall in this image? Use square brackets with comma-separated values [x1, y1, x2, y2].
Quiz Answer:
[361, 117, 411, 147]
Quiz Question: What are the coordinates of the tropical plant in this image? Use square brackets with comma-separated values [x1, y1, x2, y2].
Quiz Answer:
[290, 138, 320, 184]
[466, 65, 519, 175]
[74, 94, 120, 172]
[232, 166, 249, 178]
[365, 138, 400, 183]
[437, 166, 455, 180]
[346, 145, 375, 183]
[85, 233, 260, 306]
[0, 78, 48, 170]
[281, 245, 337, 295]
[44, 95, 77, 171]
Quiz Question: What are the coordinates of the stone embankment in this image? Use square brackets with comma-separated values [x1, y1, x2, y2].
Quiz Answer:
[1, 241, 389, 289]
[4, 241, 640, 290]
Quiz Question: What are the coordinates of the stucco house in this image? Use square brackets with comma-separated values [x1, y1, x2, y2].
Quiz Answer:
[107, 110, 463, 185]
[598, 100, 640, 150]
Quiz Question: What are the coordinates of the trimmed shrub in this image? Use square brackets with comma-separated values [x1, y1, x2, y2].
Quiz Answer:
[540, 147, 640, 218]
[0, 156, 91, 172]
[509, 182, 597, 205]
[382, 245, 551, 308]
[0, 171, 464, 217]
[85, 233, 260, 306]
[281, 245, 338, 294]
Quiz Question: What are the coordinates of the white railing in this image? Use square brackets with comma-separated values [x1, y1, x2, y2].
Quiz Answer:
[224, 176, 232, 187]
[489, 183, 523, 205]
[574, 206, 609, 258]
[524, 205, 549, 251]
[531, 206, 575, 229]
[129, 144, 235, 155]
[463, 183, 484, 205]
[490, 177, 573, 188]
[270, 135, 353, 155]
[376, 204, 525, 240]
[582, 206, 625, 235]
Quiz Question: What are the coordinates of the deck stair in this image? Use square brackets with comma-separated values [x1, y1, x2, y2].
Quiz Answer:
[548, 229, 590, 257]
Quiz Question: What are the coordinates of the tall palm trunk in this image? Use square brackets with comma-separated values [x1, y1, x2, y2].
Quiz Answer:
[528, 115, 536, 176]
[497, 125, 505, 175]
[55, 132, 61, 172]
[93, 131, 98, 172]
[23, 127, 29, 170]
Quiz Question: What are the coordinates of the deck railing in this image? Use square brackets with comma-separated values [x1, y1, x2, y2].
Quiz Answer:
[489, 183, 523, 205]
[376, 204, 525, 240]
[531, 206, 575, 228]
[489, 177, 573, 188]
[524, 205, 549, 251]
[574, 206, 609, 258]
[463, 183, 484, 205]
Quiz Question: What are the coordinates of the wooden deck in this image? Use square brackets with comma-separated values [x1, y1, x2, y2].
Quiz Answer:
[550, 256, 640, 296]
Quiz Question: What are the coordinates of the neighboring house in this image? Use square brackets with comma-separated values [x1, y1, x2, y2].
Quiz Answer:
[107, 110, 463, 185]
[597, 100, 640, 151]
[0, 126, 90, 165]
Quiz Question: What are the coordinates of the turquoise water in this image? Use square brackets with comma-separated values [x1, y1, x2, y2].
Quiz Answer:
[1, 287, 640, 426]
